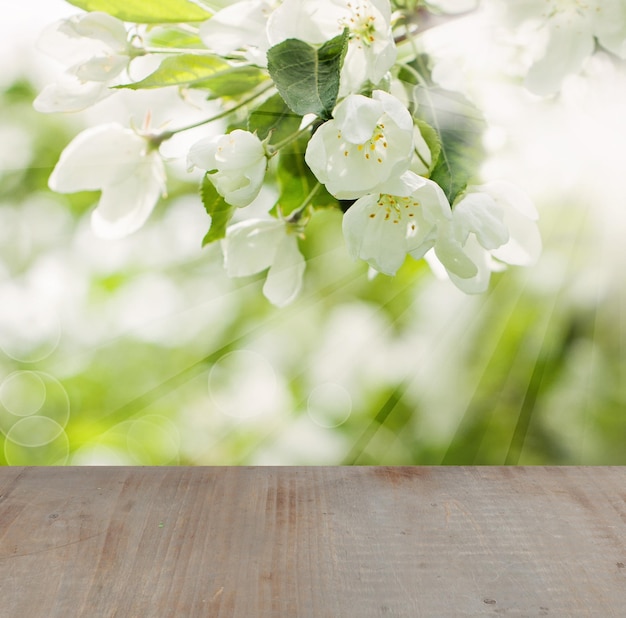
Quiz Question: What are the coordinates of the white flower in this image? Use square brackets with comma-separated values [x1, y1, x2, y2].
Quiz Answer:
[342, 173, 452, 275]
[188, 130, 267, 208]
[431, 180, 542, 293]
[267, 0, 396, 95]
[34, 12, 132, 113]
[500, 0, 626, 95]
[49, 123, 166, 239]
[199, 0, 279, 66]
[222, 218, 305, 306]
[305, 90, 414, 200]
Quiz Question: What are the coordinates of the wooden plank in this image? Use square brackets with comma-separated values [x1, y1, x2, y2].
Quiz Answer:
[0, 467, 625, 617]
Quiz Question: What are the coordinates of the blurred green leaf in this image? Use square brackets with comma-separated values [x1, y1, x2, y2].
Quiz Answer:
[118, 55, 267, 97]
[413, 117, 441, 177]
[267, 30, 348, 118]
[248, 93, 302, 144]
[65, 0, 211, 22]
[414, 87, 486, 204]
[275, 136, 336, 215]
[201, 174, 235, 245]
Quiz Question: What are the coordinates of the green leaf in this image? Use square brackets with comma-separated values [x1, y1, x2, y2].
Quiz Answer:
[275, 136, 336, 216]
[119, 55, 266, 96]
[414, 87, 486, 204]
[66, 0, 211, 22]
[248, 93, 302, 144]
[413, 118, 441, 177]
[201, 174, 235, 246]
[267, 30, 349, 119]
[145, 27, 204, 49]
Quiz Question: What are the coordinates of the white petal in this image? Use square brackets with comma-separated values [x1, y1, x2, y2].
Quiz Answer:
[594, 0, 626, 58]
[263, 235, 305, 306]
[525, 13, 595, 95]
[73, 54, 128, 82]
[333, 94, 383, 144]
[91, 153, 166, 239]
[187, 136, 219, 172]
[452, 192, 508, 250]
[65, 12, 128, 52]
[375, 170, 427, 197]
[446, 235, 492, 294]
[433, 221, 478, 279]
[267, 0, 343, 46]
[491, 209, 542, 266]
[49, 124, 147, 193]
[33, 75, 112, 113]
[200, 0, 272, 59]
[342, 194, 408, 275]
[222, 218, 284, 277]
[472, 181, 542, 265]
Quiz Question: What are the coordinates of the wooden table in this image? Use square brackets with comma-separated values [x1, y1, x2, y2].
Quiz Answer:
[0, 467, 624, 617]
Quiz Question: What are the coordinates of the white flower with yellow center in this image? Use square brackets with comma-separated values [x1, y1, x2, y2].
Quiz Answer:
[500, 0, 626, 95]
[188, 130, 268, 208]
[222, 218, 305, 307]
[342, 173, 452, 275]
[48, 123, 167, 239]
[34, 12, 133, 113]
[305, 90, 414, 200]
[267, 0, 396, 94]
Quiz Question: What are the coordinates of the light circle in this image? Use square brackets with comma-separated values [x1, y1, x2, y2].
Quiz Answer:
[307, 383, 353, 428]
[0, 371, 46, 417]
[6, 416, 66, 448]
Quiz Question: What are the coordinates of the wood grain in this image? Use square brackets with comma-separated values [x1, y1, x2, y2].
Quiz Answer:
[0, 467, 625, 617]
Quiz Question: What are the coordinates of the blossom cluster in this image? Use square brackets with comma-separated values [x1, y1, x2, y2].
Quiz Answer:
[35, 0, 606, 306]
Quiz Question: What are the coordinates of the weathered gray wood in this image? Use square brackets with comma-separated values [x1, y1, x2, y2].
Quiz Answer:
[0, 467, 624, 617]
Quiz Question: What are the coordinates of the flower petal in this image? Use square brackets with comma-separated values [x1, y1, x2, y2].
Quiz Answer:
[342, 194, 409, 275]
[49, 124, 147, 193]
[263, 234, 305, 306]
[91, 152, 166, 239]
[452, 192, 508, 250]
[525, 13, 595, 95]
[333, 94, 383, 144]
[222, 218, 284, 277]
[33, 75, 112, 113]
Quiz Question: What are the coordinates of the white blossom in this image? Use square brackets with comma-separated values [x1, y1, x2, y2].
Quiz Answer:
[499, 0, 626, 95]
[222, 218, 305, 306]
[48, 123, 166, 239]
[431, 180, 542, 293]
[188, 130, 267, 208]
[267, 0, 396, 94]
[342, 173, 452, 275]
[199, 0, 279, 66]
[34, 12, 133, 113]
[305, 90, 414, 200]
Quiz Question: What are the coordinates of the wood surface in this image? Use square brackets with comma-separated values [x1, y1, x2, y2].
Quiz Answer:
[0, 467, 625, 617]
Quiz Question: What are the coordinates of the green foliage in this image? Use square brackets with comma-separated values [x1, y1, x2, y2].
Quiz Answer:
[248, 93, 302, 144]
[267, 30, 349, 119]
[200, 174, 234, 245]
[144, 27, 204, 49]
[275, 136, 337, 215]
[413, 86, 486, 204]
[119, 55, 268, 97]
[65, 0, 211, 22]
[413, 118, 441, 177]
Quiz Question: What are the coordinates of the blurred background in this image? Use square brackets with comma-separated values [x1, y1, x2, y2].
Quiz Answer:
[1, 1, 624, 465]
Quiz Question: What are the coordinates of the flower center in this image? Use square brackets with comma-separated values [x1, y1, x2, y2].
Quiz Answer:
[343, 1, 379, 47]
[337, 123, 388, 163]
[368, 194, 420, 233]
[544, 0, 591, 19]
